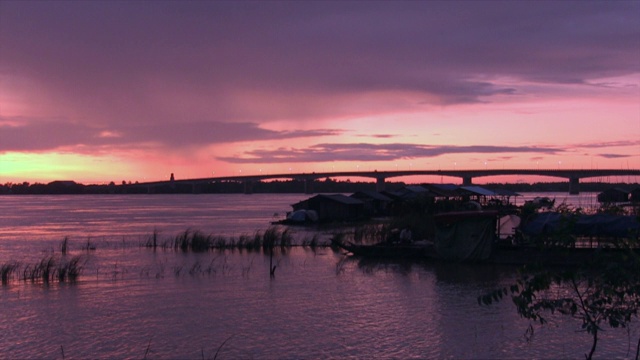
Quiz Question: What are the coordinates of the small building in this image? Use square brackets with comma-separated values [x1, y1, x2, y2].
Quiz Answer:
[46, 180, 83, 194]
[459, 185, 497, 203]
[382, 185, 430, 201]
[597, 188, 629, 203]
[291, 194, 365, 222]
[350, 191, 393, 216]
[422, 184, 460, 199]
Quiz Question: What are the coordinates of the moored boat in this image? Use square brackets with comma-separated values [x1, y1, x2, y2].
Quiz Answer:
[335, 209, 640, 266]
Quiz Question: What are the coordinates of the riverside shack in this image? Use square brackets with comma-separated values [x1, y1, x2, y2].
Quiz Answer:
[350, 191, 393, 216]
[597, 188, 629, 203]
[291, 194, 366, 222]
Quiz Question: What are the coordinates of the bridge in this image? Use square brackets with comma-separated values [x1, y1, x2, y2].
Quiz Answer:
[136, 168, 640, 195]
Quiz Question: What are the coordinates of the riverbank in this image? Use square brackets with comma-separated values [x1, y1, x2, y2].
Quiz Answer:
[2, 179, 638, 195]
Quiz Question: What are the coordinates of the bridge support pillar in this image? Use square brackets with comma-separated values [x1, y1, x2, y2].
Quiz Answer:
[376, 177, 386, 192]
[569, 177, 580, 195]
[243, 181, 253, 194]
[462, 176, 473, 186]
[304, 179, 314, 194]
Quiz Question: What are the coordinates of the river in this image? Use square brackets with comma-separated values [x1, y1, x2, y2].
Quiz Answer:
[0, 193, 637, 359]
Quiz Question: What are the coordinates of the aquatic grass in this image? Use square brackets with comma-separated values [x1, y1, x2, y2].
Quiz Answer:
[214, 235, 232, 249]
[330, 231, 349, 249]
[353, 224, 390, 245]
[251, 232, 263, 250]
[213, 334, 235, 360]
[144, 229, 159, 249]
[142, 227, 335, 254]
[57, 255, 84, 282]
[172, 230, 215, 252]
[38, 256, 55, 283]
[302, 234, 321, 249]
[174, 229, 191, 251]
[204, 258, 218, 276]
[191, 231, 213, 252]
[279, 228, 293, 249]
[61, 237, 68, 255]
[13, 254, 86, 284]
[1, 262, 20, 284]
[21, 256, 56, 283]
[173, 265, 184, 277]
[188, 261, 202, 276]
[84, 237, 96, 251]
[262, 227, 278, 251]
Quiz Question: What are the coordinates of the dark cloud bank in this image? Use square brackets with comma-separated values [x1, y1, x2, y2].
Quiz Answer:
[1, 1, 638, 156]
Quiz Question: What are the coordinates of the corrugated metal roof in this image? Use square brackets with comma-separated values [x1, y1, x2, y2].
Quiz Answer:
[403, 185, 428, 193]
[350, 191, 392, 201]
[317, 194, 364, 205]
[460, 186, 497, 196]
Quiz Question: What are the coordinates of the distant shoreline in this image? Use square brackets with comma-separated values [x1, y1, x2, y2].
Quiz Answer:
[1, 179, 638, 195]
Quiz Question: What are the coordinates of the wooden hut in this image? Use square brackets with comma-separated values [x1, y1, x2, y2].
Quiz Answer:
[291, 194, 365, 222]
[350, 191, 393, 216]
[597, 188, 629, 203]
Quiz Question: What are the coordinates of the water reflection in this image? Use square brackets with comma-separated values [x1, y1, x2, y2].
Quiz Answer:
[1, 194, 636, 358]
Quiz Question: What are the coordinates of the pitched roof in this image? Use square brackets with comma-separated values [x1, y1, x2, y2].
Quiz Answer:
[350, 191, 392, 201]
[460, 186, 498, 196]
[315, 194, 364, 205]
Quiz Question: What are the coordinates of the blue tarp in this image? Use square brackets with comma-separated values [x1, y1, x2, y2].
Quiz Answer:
[522, 212, 640, 238]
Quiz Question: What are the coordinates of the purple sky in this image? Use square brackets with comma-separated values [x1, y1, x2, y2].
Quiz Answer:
[1, 1, 639, 183]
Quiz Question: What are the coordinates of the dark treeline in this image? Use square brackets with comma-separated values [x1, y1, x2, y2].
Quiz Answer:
[1, 178, 638, 195]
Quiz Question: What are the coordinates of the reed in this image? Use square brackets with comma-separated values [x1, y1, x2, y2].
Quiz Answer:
[174, 230, 191, 251]
[236, 234, 247, 249]
[262, 227, 278, 251]
[172, 230, 215, 252]
[144, 230, 159, 249]
[38, 256, 55, 283]
[250, 232, 262, 250]
[330, 231, 348, 249]
[217, 235, 235, 249]
[1, 262, 19, 284]
[143, 227, 324, 253]
[14, 255, 86, 284]
[302, 234, 320, 249]
[61, 237, 69, 255]
[279, 228, 293, 249]
[188, 261, 202, 276]
[57, 256, 84, 282]
[353, 224, 389, 244]
[191, 231, 213, 252]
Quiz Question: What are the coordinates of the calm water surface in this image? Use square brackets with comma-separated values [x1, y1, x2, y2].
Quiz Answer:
[0, 193, 637, 359]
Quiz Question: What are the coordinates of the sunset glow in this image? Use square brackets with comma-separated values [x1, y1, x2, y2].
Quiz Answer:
[1, 1, 638, 185]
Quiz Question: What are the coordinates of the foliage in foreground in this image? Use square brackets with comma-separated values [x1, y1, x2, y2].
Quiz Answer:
[480, 248, 640, 360]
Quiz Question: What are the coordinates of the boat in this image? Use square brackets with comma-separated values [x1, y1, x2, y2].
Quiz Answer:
[333, 239, 435, 260]
[334, 210, 640, 266]
[333, 210, 498, 261]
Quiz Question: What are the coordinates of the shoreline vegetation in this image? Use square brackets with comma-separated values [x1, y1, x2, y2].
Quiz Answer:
[1, 179, 639, 195]
[2, 190, 638, 285]
[0, 226, 345, 285]
[2, 199, 638, 358]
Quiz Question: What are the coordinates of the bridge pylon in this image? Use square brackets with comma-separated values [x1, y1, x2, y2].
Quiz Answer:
[376, 177, 386, 192]
[304, 179, 314, 194]
[243, 181, 253, 194]
[569, 177, 580, 195]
